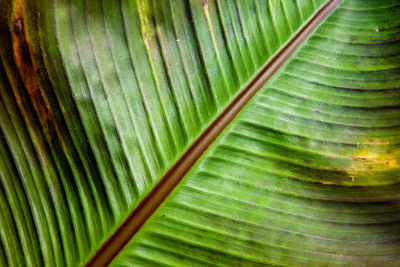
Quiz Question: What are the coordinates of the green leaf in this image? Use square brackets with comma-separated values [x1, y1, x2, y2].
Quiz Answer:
[0, 0, 328, 266]
[111, 0, 400, 266]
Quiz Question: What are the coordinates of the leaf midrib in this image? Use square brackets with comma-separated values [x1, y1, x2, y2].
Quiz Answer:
[85, 0, 342, 266]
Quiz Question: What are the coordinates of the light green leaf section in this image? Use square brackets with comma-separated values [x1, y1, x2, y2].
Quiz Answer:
[0, 0, 326, 266]
[112, 0, 400, 266]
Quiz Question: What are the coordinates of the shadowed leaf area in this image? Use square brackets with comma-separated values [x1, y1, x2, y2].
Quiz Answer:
[0, 0, 400, 266]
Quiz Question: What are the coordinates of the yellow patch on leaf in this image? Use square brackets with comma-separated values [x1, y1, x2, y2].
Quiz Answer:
[137, 0, 151, 44]
[349, 139, 399, 175]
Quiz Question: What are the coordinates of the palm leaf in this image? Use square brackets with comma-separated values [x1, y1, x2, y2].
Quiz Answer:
[1, 0, 400, 266]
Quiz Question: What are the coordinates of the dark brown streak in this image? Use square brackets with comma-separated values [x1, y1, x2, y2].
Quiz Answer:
[12, 15, 57, 139]
[13, 18, 33, 68]
[86, 0, 342, 266]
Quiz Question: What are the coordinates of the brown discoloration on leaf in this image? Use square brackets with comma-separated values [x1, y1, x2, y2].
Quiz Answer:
[13, 18, 33, 67]
[11, 0, 66, 153]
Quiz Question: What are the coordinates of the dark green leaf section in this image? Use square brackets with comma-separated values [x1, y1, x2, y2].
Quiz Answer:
[112, 0, 400, 266]
[0, 0, 327, 266]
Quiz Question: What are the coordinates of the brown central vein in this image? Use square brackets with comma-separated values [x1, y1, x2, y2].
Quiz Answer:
[86, 0, 341, 265]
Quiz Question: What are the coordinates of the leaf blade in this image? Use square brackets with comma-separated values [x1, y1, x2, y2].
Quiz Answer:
[111, 0, 400, 265]
[0, 0, 329, 265]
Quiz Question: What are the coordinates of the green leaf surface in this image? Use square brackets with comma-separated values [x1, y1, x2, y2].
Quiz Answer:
[111, 0, 400, 266]
[0, 0, 327, 266]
